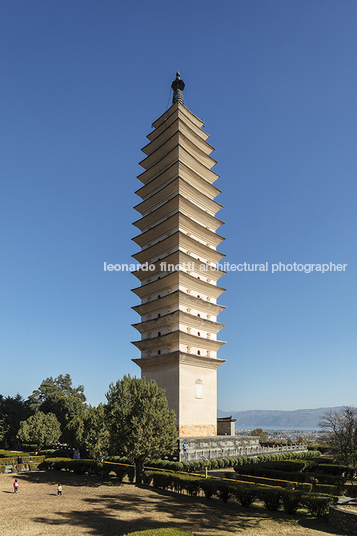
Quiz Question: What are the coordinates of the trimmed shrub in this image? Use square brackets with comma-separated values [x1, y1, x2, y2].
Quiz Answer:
[28, 463, 40, 471]
[282, 490, 302, 514]
[315, 464, 348, 476]
[300, 494, 335, 517]
[231, 485, 257, 507]
[171, 462, 184, 471]
[315, 483, 342, 495]
[296, 482, 313, 493]
[127, 466, 135, 483]
[200, 480, 216, 499]
[257, 488, 282, 511]
[217, 485, 230, 503]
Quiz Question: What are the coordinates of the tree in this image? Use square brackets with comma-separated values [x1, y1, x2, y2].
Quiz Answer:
[251, 428, 268, 442]
[319, 406, 357, 486]
[0, 394, 33, 448]
[297, 436, 307, 444]
[105, 375, 177, 483]
[17, 411, 61, 450]
[67, 404, 109, 460]
[27, 374, 86, 442]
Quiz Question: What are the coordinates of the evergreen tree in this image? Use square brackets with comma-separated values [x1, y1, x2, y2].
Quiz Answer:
[67, 404, 109, 459]
[28, 374, 86, 442]
[17, 411, 61, 450]
[105, 375, 177, 483]
[0, 394, 32, 448]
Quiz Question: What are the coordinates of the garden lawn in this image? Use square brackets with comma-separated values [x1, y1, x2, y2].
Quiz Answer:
[0, 472, 351, 536]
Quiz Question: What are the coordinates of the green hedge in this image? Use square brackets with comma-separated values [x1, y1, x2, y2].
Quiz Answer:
[315, 463, 348, 476]
[226, 471, 313, 493]
[0, 455, 45, 466]
[142, 469, 335, 517]
[234, 463, 345, 487]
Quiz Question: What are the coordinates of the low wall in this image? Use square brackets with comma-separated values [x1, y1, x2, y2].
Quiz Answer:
[175, 436, 307, 461]
[329, 505, 357, 535]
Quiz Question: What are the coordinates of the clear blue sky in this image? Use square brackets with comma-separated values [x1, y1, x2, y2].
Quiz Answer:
[1, 0, 356, 412]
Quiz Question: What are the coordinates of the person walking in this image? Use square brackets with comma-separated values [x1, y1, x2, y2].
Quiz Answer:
[57, 484, 62, 496]
[13, 479, 19, 493]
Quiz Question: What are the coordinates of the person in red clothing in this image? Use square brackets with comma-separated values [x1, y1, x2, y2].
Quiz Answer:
[13, 479, 19, 493]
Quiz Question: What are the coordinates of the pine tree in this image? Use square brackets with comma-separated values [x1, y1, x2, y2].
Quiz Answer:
[105, 375, 177, 483]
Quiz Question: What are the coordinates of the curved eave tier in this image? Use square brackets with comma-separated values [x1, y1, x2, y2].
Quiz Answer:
[151, 101, 205, 132]
[146, 105, 208, 145]
[134, 177, 223, 218]
[132, 331, 226, 352]
[132, 231, 225, 266]
[133, 352, 226, 371]
[132, 213, 225, 250]
[137, 145, 219, 186]
[135, 161, 221, 202]
[131, 251, 225, 283]
[133, 195, 224, 233]
[131, 271, 226, 301]
[142, 117, 214, 158]
[132, 309, 226, 334]
[139, 131, 217, 172]
[132, 290, 226, 316]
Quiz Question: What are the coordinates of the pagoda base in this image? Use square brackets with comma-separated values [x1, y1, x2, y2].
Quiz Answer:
[164, 436, 308, 462]
[176, 435, 260, 461]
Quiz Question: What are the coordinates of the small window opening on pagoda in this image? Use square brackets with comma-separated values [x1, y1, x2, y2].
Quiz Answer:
[197, 350, 201, 355]
[158, 350, 161, 355]
[158, 332, 161, 337]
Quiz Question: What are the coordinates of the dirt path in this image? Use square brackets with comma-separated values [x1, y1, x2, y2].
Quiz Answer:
[0, 472, 349, 536]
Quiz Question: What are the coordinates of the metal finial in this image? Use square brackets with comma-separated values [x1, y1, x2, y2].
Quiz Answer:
[171, 71, 185, 105]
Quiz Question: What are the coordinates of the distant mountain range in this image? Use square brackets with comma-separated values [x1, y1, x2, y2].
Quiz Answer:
[218, 407, 343, 429]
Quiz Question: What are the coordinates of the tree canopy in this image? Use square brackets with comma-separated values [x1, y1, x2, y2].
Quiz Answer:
[0, 394, 32, 447]
[105, 375, 177, 482]
[17, 411, 61, 449]
[251, 428, 268, 442]
[319, 406, 357, 468]
[27, 374, 87, 441]
[67, 404, 109, 459]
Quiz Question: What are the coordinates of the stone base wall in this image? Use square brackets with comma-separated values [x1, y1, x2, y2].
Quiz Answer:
[179, 424, 216, 437]
[329, 505, 357, 535]
[174, 436, 307, 461]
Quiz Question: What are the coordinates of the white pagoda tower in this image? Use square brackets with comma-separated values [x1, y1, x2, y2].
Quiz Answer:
[132, 72, 226, 437]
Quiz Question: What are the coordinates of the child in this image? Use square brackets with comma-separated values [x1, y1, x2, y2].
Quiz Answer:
[57, 484, 62, 496]
[13, 479, 19, 493]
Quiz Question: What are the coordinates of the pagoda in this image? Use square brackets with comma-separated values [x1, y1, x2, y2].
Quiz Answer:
[132, 72, 226, 437]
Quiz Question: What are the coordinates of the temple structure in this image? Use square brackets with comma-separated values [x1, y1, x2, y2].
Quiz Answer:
[132, 72, 226, 437]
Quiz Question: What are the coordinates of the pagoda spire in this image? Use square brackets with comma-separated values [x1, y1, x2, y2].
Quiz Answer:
[171, 71, 185, 104]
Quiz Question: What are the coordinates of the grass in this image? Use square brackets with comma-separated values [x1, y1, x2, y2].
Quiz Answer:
[0, 471, 352, 536]
[123, 530, 193, 535]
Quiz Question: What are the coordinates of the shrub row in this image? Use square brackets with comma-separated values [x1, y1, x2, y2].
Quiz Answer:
[226, 472, 313, 493]
[315, 463, 349, 476]
[41, 458, 136, 481]
[234, 462, 346, 489]
[40, 449, 73, 458]
[0, 455, 45, 466]
[142, 469, 335, 517]
[105, 451, 319, 476]
[234, 464, 345, 486]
